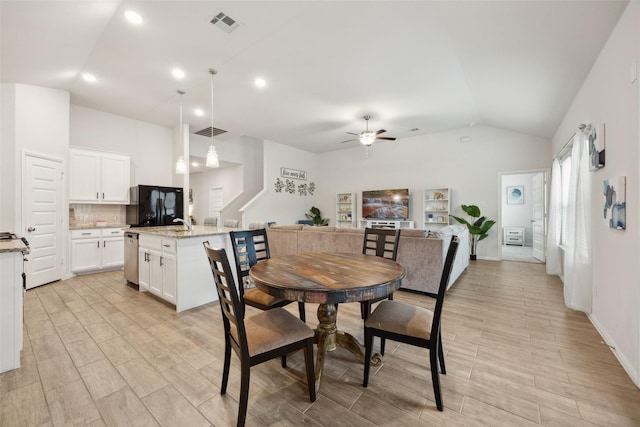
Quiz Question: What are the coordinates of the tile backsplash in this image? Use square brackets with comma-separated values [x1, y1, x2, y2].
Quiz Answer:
[70, 204, 126, 227]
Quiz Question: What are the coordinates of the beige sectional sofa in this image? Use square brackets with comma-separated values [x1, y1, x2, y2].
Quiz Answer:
[266, 224, 469, 295]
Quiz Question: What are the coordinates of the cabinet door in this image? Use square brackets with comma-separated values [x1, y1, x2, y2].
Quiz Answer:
[71, 238, 101, 272]
[101, 154, 129, 203]
[162, 253, 177, 304]
[102, 237, 124, 268]
[138, 248, 150, 292]
[69, 150, 100, 202]
[148, 249, 163, 297]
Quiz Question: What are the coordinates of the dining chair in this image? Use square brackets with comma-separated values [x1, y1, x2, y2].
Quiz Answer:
[224, 219, 240, 228]
[204, 216, 218, 226]
[362, 236, 459, 411]
[203, 243, 316, 427]
[230, 229, 306, 326]
[360, 227, 402, 319]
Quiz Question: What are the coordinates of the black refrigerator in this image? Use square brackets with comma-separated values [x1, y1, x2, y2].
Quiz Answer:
[126, 185, 184, 227]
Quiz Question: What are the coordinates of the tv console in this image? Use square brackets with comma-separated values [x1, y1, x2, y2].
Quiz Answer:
[360, 219, 414, 229]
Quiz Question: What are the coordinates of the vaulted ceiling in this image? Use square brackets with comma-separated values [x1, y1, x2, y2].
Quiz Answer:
[0, 1, 628, 153]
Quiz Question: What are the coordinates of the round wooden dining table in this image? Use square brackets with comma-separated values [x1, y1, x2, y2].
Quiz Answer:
[249, 252, 406, 390]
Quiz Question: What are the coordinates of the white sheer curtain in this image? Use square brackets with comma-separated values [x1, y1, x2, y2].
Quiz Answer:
[546, 158, 562, 275]
[563, 129, 592, 312]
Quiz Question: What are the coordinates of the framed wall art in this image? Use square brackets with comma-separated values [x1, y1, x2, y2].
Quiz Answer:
[603, 176, 625, 230]
[507, 186, 524, 205]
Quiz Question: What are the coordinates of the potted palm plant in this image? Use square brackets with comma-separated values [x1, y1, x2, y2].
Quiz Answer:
[451, 204, 495, 260]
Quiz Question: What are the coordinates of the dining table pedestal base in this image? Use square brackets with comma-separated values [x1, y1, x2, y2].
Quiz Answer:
[313, 303, 381, 391]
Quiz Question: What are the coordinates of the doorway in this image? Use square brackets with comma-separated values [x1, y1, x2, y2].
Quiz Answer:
[208, 187, 223, 222]
[22, 151, 64, 289]
[499, 170, 547, 263]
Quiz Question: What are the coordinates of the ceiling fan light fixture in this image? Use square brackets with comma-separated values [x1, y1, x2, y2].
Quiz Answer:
[360, 131, 376, 145]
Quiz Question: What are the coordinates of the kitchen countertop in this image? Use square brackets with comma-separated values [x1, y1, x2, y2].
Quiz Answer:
[69, 224, 130, 230]
[0, 239, 29, 254]
[134, 225, 236, 239]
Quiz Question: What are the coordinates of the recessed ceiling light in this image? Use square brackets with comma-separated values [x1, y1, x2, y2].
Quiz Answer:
[194, 108, 204, 117]
[124, 10, 143, 25]
[82, 73, 97, 83]
[254, 77, 266, 88]
[191, 162, 199, 167]
[172, 68, 185, 79]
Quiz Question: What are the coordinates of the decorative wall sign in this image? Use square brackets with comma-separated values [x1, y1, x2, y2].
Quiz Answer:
[507, 186, 524, 204]
[603, 176, 625, 230]
[281, 167, 307, 180]
[589, 123, 605, 171]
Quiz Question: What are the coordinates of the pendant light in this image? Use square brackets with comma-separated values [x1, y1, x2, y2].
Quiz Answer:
[206, 68, 220, 168]
[175, 90, 187, 174]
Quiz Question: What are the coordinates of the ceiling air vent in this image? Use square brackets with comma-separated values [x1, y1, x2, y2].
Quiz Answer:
[210, 11, 240, 34]
[195, 126, 227, 138]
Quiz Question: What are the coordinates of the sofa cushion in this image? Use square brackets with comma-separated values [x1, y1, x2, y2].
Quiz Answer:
[271, 224, 303, 230]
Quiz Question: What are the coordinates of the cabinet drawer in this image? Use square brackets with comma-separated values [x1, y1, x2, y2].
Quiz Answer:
[140, 235, 162, 250]
[506, 236, 523, 243]
[71, 229, 101, 239]
[102, 228, 125, 237]
[161, 239, 176, 254]
[505, 230, 523, 236]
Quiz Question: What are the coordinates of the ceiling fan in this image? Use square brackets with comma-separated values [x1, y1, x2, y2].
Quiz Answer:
[342, 115, 396, 145]
[341, 115, 396, 156]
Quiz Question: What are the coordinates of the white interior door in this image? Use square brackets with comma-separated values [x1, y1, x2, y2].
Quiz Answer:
[23, 152, 63, 289]
[209, 187, 223, 221]
[532, 172, 546, 262]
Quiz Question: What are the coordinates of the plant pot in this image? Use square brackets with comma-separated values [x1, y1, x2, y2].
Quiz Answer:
[470, 254, 477, 261]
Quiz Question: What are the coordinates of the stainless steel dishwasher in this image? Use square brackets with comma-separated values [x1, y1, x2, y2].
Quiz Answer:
[124, 231, 139, 284]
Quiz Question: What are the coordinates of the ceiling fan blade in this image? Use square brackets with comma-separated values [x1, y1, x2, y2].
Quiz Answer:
[345, 132, 360, 136]
[341, 138, 358, 143]
[375, 136, 396, 141]
[375, 129, 387, 135]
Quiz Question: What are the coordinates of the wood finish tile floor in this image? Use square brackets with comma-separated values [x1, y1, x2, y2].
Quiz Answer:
[2, 260, 640, 426]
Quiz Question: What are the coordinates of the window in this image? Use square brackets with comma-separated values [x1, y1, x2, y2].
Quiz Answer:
[560, 155, 572, 245]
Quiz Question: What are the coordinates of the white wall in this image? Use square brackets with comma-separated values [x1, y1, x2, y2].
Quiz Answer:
[0, 85, 16, 231]
[242, 140, 319, 226]
[70, 105, 173, 187]
[317, 125, 551, 259]
[4, 84, 70, 233]
[501, 173, 534, 245]
[551, 2, 640, 385]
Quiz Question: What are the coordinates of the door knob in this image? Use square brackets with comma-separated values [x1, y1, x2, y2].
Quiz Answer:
[27, 227, 36, 232]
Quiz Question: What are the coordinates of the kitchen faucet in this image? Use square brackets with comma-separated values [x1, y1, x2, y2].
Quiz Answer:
[173, 218, 192, 230]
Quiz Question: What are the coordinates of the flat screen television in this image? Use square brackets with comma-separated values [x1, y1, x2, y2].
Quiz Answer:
[362, 189, 409, 220]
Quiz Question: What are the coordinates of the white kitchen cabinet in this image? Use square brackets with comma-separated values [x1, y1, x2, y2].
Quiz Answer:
[69, 148, 130, 204]
[139, 235, 176, 304]
[138, 248, 151, 292]
[70, 228, 124, 273]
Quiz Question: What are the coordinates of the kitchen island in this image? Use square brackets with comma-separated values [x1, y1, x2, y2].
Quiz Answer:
[0, 236, 29, 373]
[135, 225, 233, 312]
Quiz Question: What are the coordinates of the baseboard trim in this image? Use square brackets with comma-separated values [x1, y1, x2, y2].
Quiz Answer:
[588, 312, 639, 388]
